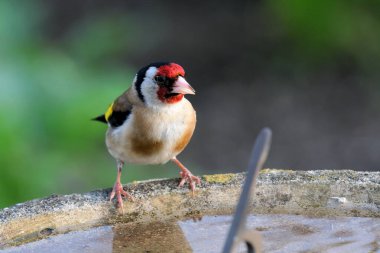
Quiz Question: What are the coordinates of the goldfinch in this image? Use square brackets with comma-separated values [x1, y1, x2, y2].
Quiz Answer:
[94, 62, 200, 209]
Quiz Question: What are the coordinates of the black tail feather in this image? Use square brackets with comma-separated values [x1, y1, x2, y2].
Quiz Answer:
[92, 114, 107, 124]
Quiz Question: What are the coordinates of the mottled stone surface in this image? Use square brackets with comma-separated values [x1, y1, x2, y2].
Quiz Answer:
[0, 170, 379, 248]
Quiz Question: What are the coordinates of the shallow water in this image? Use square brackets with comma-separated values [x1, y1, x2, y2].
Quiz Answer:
[2, 214, 379, 253]
[179, 215, 380, 253]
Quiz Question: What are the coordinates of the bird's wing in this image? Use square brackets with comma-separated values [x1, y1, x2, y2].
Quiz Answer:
[93, 89, 133, 128]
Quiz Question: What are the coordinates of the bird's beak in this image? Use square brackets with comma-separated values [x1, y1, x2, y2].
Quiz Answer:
[172, 76, 195, 95]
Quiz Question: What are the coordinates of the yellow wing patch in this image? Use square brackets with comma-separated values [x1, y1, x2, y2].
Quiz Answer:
[105, 102, 114, 122]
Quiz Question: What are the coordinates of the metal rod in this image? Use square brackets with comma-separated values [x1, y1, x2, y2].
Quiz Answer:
[222, 127, 272, 253]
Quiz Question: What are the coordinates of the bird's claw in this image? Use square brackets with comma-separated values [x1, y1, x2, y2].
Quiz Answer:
[179, 170, 201, 193]
[110, 181, 134, 211]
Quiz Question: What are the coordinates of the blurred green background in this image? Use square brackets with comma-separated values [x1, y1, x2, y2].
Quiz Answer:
[1, 0, 380, 208]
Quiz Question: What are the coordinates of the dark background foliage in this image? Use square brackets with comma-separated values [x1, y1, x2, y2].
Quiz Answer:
[1, 0, 379, 208]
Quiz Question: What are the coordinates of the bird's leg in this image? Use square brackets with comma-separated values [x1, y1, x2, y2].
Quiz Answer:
[109, 160, 134, 210]
[171, 157, 201, 193]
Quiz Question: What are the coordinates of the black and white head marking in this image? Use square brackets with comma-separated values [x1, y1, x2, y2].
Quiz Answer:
[134, 62, 170, 106]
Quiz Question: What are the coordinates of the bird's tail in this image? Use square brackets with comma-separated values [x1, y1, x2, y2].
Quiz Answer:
[92, 114, 107, 124]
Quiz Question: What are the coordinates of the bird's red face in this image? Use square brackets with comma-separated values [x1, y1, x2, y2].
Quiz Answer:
[154, 63, 195, 104]
[134, 62, 195, 106]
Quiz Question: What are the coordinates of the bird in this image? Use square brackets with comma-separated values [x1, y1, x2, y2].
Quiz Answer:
[93, 62, 200, 210]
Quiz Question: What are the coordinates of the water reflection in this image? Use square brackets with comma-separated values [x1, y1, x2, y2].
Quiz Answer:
[179, 215, 380, 253]
[112, 222, 192, 253]
[1, 226, 114, 253]
[2, 214, 379, 253]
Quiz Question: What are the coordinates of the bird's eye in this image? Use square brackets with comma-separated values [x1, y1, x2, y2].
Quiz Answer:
[155, 75, 165, 83]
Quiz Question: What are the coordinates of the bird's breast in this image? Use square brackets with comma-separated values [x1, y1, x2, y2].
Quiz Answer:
[106, 99, 196, 164]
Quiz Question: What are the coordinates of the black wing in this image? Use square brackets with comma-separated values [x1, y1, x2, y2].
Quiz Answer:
[93, 90, 132, 128]
[107, 110, 131, 127]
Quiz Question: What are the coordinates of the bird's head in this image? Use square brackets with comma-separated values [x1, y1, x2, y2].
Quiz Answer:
[133, 62, 195, 106]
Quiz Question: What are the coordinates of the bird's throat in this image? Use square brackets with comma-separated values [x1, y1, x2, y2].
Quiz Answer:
[157, 87, 184, 104]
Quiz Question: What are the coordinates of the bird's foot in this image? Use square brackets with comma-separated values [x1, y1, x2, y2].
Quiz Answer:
[179, 169, 201, 194]
[109, 181, 134, 211]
